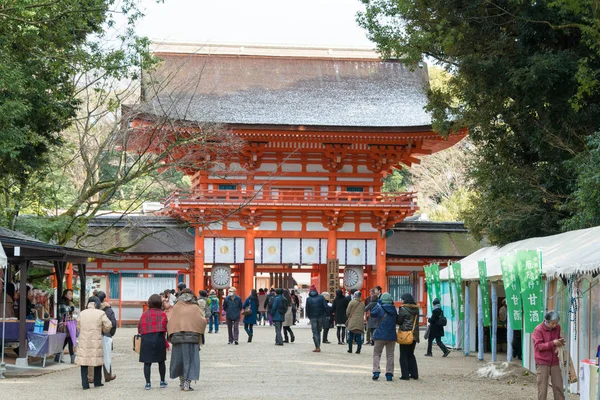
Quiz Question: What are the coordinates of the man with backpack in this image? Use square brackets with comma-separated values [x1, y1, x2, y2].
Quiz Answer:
[270, 288, 287, 346]
[424, 298, 450, 357]
[264, 288, 276, 326]
[207, 290, 220, 334]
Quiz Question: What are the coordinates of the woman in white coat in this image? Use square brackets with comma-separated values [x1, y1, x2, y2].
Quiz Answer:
[76, 296, 112, 390]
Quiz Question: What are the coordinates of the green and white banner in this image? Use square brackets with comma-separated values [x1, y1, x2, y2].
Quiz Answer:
[478, 260, 491, 327]
[451, 262, 464, 321]
[499, 253, 522, 330]
[424, 265, 434, 312]
[448, 263, 455, 318]
[516, 250, 544, 333]
[431, 263, 441, 304]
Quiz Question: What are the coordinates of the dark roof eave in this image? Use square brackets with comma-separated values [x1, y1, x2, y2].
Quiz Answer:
[0, 236, 122, 261]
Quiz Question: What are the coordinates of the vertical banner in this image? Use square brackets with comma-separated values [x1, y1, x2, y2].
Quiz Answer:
[431, 263, 441, 303]
[327, 258, 340, 299]
[423, 265, 434, 312]
[517, 250, 544, 333]
[500, 254, 522, 330]
[451, 262, 464, 321]
[478, 260, 491, 327]
[447, 263, 455, 318]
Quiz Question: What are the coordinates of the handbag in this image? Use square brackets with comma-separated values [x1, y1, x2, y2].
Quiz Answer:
[133, 334, 141, 354]
[424, 325, 430, 340]
[243, 306, 252, 316]
[397, 313, 418, 345]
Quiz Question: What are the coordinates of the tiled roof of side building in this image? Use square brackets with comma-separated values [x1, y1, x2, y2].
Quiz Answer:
[133, 43, 431, 128]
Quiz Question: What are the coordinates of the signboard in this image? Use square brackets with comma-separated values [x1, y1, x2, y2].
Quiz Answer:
[327, 258, 340, 298]
[121, 276, 176, 301]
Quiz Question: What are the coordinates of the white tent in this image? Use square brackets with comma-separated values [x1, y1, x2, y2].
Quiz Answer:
[440, 226, 600, 280]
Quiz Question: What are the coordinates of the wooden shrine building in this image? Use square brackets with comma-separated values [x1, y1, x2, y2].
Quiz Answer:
[95, 42, 472, 321]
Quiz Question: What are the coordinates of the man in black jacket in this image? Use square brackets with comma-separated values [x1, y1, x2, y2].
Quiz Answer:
[305, 284, 328, 353]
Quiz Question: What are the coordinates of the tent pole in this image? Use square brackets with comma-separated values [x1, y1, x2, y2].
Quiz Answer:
[507, 306, 513, 362]
[0, 265, 7, 378]
[478, 283, 484, 361]
[564, 278, 572, 400]
[491, 283, 497, 362]
[464, 282, 470, 356]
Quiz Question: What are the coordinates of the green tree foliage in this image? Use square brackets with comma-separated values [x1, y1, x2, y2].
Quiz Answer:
[358, 0, 600, 244]
[0, 0, 158, 229]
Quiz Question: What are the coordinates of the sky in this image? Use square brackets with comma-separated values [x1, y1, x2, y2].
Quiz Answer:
[135, 0, 374, 47]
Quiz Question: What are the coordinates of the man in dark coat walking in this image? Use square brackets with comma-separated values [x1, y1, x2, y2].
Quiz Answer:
[305, 284, 328, 352]
[223, 287, 243, 345]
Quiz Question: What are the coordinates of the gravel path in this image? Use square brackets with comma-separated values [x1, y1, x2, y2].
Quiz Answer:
[1, 324, 578, 399]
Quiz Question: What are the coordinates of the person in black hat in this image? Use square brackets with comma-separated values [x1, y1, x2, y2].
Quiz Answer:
[425, 298, 450, 357]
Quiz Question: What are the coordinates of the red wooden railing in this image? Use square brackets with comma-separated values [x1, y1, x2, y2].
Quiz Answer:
[164, 190, 417, 208]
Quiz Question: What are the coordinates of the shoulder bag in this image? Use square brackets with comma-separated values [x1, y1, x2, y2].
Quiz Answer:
[397, 312, 418, 345]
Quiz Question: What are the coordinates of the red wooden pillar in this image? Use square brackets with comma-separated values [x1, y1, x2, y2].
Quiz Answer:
[65, 263, 73, 290]
[193, 226, 205, 293]
[319, 263, 328, 294]
[243, 228, 256, 300]
[376, 234, 387, 292]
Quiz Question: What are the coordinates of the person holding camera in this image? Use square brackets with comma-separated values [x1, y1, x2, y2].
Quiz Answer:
[532, 311, 565, 400]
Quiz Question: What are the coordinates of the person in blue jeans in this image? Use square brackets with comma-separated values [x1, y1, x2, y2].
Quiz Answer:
[207, 290, 220, 333]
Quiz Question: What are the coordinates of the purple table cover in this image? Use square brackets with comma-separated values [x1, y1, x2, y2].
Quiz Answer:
[26, 332, 67, 357]
[1, 320, 34, 341]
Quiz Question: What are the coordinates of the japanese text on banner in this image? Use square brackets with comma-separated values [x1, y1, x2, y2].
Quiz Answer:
[451, 262, 464, 321]
[517, 250, 544, 333]
[478, 260, 491, 327]
[499, 254, 522, 330]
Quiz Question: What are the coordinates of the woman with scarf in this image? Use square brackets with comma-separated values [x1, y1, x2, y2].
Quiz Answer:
[425, 298, 450, 357]
[167, 289, 206, 391]
[138, 294, 168, 390]
[397, 293, 420, 380]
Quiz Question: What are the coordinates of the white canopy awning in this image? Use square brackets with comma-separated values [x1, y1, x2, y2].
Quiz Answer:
[440, 226, 600, 281]
[0, 241, 6, 269]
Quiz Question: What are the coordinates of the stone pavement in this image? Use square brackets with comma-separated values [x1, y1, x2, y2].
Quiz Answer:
[0, 324, 577, 399]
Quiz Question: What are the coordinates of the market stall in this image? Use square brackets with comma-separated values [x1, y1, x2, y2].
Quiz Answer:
[0, 227, 120, 371]
[437, 226, 600, 397]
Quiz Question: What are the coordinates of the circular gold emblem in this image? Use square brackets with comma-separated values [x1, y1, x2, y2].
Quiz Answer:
[267, 246, 277, 255]
[305, 246, 315, 255]
[351, 247, 361, 257]
[220, 246, 230, 255]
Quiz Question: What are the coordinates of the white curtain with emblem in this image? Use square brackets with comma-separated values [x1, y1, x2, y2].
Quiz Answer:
[337, 239, 376, 266]
[254, 238, 328, 264]
[204, 238, 244, 263]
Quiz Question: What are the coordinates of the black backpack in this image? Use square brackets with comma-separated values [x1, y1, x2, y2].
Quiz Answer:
[278, 298, 288, 316]
[267, 294, 275, 311]
[437, 310, 447, 327]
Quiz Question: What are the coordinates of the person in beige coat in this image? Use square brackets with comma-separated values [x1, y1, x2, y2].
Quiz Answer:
[346, 291, 366, 354]
[76, 296, 112, 390]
